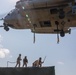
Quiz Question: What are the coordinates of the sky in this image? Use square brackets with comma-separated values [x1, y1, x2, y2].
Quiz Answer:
[0, 0, 76, 75]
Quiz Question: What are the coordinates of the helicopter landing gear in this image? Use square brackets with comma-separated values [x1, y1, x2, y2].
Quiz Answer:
[4, 26, 9, 31]
[60, 30, 65, 37]
[3, 23, 9, 31]
[54, 21, 66, 43]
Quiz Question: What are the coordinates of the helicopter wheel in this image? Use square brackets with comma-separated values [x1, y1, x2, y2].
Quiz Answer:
[4, 26, 9, 31]
[60, 30, 65, 37]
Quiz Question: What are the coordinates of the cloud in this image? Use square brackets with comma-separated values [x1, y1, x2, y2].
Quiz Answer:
[57, 61, 64, 65]
[0, 49, 10, 58]
[0, 34, 10, 58]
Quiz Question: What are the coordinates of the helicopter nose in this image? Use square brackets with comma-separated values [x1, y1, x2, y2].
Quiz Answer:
[4, 13, 12, 21]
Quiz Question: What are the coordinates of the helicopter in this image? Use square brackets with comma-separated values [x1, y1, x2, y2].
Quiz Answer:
[0, 0, 76, 43]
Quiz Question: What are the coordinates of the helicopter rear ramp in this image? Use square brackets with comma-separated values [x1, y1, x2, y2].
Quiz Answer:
[0, 66, 55, 75]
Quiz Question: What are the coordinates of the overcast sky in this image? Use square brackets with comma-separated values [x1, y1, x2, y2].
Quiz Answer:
[0, 0, 76, 75]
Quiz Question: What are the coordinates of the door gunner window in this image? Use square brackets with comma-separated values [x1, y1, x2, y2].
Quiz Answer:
[39, 21, 51, 27]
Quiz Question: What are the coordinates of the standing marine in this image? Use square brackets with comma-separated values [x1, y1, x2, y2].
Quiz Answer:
[15, 54, 22, 67]
[22, 56, 28, 67]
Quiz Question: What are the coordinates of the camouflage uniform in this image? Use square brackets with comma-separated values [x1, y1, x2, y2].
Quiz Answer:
[32, 57, 44, 67]
[22, 56, 28, 67]
[15, 54, 22, 67]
